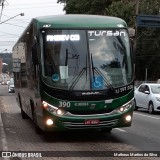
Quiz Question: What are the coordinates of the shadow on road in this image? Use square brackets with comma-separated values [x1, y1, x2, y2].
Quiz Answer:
[41, 129, 123, 144]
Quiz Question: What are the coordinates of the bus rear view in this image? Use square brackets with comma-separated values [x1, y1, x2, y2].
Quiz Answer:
[13, 15, 134, 133]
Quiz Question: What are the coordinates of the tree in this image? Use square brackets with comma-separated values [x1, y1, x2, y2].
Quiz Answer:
[57, 0, 112, 14]
[139, 0, 159, 15]
[105, 0, 135, 27]
[135, 0, 160, 81]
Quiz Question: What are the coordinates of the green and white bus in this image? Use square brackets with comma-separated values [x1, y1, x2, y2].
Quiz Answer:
[13, 14, 134, 133]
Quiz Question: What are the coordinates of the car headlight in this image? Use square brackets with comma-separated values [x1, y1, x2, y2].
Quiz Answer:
[42, 101, 66, 116]
[156, 97, 160, 102]
[112, 99, 134, 114]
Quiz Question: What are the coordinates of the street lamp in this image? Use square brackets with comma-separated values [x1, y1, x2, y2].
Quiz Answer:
[0, 13, 24, 24]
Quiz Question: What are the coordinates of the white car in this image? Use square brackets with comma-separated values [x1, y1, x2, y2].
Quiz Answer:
[134, 83, 160, 114]
[8, 79, 15, 93]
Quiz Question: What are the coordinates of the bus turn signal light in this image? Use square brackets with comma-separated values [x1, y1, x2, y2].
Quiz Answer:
[42, 101, 48, 109]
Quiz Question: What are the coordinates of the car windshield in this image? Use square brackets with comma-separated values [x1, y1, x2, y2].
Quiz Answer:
[151, 85, 160, 94]
[41, 29, 132, 91]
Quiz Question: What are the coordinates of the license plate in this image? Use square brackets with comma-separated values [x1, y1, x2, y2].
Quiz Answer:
[84, 119, 99, 125]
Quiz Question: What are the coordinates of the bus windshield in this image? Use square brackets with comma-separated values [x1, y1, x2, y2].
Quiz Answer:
[41, 29, 132, 91]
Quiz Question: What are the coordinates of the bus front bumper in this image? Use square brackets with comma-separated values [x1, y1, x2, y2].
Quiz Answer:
[43, 108, 133, 131]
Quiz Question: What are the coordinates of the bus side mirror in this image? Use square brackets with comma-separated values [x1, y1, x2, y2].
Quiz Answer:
[32, 44, 38, 65]
[128, 28, 135, 38]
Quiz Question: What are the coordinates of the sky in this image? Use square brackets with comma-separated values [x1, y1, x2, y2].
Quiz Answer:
[0, 0, 65, 53]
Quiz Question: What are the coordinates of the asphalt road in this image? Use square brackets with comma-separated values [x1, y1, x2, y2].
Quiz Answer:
[0, 85, 160, 160]
[112, 110, 160, 151]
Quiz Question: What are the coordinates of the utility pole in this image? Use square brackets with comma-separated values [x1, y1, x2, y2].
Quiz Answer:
[0, 0, 6, 21]
[134, 0, 139, 56]
[136, 0, 139, 16]
[133, 0, 139, 81]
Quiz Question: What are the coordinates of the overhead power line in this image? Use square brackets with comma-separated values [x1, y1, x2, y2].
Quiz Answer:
[6, 5, 64, 10]
[1, 22, 26, 28]
[0, 34, 17, 37]
[0, 30, 20, 37]
[7, 1, 58, 6]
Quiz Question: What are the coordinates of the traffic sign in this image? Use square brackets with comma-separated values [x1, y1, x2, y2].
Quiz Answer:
[136, 15, 160, 28]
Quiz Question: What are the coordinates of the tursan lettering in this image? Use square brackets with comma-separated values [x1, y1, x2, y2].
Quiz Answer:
[88, 30, 126, 37]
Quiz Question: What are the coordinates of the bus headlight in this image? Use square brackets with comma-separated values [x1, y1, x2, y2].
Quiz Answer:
[125, 115, 132, 122]
[112, 99, 134, 114]
[46, 119, 54, 125]
[42, 101, 66, 116]
[56, 109, 65, 116]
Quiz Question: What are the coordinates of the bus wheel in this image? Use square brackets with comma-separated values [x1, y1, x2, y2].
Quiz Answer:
[33, 110, 44, 135]
[35, 124, 44, 135]
[19, 96, 28, 119]
[101, 128, 112, 133]
[134, 99, 138, 111]
[20, 108, 28, 119]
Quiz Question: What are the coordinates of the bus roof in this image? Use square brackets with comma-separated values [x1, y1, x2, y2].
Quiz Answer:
[13, 14, 128, 49]
[33, 14, 127, 29]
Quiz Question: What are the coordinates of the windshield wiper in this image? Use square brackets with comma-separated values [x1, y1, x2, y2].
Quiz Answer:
[69, 53, 88, 91]
[69, 67, 87, 91]
[91, 53, 115, 91]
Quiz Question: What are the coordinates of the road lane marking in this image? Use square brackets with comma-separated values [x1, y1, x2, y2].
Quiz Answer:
[134, 112, 160, 120]
[115, 128, 126, 132]
[0, 113, 9, 160]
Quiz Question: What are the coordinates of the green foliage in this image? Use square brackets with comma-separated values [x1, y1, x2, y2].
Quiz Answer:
[57, 0, 112, 14]
[139, 0, 160, 15]
[135, 0, 160, 81]
[106, 1, 135, 27]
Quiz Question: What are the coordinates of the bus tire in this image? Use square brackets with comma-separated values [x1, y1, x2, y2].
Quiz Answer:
[134, 99, 138, 111]
[32, 109, 44, 135]
[19, 96, 28, 119]
[20, 108, 28, 119]
[35, 124, 44, 135]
